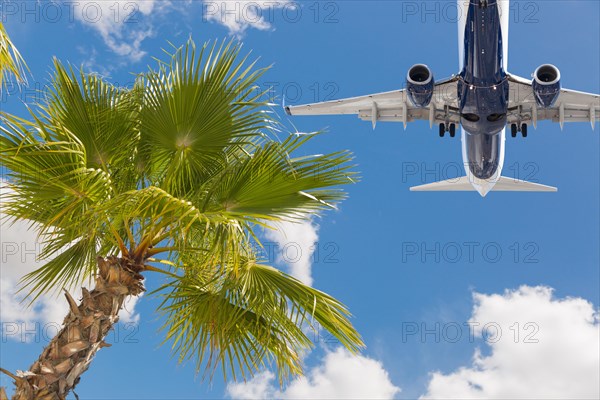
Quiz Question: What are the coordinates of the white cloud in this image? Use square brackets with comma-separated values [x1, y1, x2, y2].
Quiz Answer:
[264, 220, 318, 286]
[226, 285, 599, 400]
[202, 0, 294, 36]
[77, 46, 115, 78]
[227, 370, 277, 399]
[72, 0, 160, 62]
[421, 286, 600, 399]
[0, 214, 72, 341]
[0, 183, 140, 342]
[119, 292, 142, 324]
[227, 347, 401, 399]
[71, 1, 295, 61]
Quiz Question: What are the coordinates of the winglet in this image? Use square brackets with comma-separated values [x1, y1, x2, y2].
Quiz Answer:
[283, 95, 292, 116]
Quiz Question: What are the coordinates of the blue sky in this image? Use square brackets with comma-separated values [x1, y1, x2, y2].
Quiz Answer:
[1, 1, 599, 399]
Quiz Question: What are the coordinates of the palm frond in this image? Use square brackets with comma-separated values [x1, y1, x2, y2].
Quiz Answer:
[1, 114, 115, 300]
[39, 60, 141, 193]
[0, 21, 28, 90]
[89, 185, 247, 256]
[196, 134, 358, 222]
[0, 114, 113, 232]
[137, 38, 272, 196]
[157, 258, 364, 383]
[18, 235, 107, 303]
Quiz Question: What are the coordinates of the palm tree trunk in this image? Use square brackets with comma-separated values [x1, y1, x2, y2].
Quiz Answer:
[9, 256, 144, 400]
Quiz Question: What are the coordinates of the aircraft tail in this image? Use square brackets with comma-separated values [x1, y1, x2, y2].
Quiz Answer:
[410, 176, 557, 194]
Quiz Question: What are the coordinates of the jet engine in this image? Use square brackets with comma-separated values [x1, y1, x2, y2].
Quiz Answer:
[532, 64, 561, 108]
[406, 64, 434, 107]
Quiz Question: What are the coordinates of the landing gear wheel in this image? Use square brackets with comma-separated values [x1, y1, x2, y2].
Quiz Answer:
[521, 123, 528, 138]
[439, 123, 445, 137]
[449, 123, 456, 138]
[511, 123, 518, 138]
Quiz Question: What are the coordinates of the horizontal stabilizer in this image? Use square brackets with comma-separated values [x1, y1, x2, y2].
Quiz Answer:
[410, 176, 557, 195]
[490, 177, 558, 192]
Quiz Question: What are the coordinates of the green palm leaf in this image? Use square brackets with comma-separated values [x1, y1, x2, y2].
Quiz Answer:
[138, 39, 271, 196]
[0, 21, 28, 90]
[158, 258, 363, 382]
[40, 60, 141, 192]
[196, 134, 357, 221]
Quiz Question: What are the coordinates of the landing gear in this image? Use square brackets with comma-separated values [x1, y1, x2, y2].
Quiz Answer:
[439, 122, 456, 138]
[511, 123, 528, 138]
[449, 123, 456, 138]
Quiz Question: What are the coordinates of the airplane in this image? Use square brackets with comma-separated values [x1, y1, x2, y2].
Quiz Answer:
[285, 0, 600, 197]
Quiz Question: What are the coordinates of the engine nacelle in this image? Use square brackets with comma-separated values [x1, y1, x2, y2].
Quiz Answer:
[532, 64, 561, 108]
[406, 64, 434, 107]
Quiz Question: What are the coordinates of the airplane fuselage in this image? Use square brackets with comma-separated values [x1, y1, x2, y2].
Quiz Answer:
[458, 0, 509, 194]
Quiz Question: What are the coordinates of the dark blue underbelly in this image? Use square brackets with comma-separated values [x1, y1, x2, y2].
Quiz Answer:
[464, 131, 502, 179]
[459, 0, 508, 136]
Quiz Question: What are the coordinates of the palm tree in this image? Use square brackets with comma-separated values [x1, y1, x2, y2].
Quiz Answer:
[0, 21, 28, 90]
[0, 39, 363, 400]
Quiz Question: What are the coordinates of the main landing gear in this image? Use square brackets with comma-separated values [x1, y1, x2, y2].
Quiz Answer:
[439, 123, 456, 138]
[510, 123, 528, 138]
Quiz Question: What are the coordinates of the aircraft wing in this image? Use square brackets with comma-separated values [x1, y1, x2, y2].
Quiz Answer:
[285, 76, 461, 129]
[507, 74, 600, 129]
